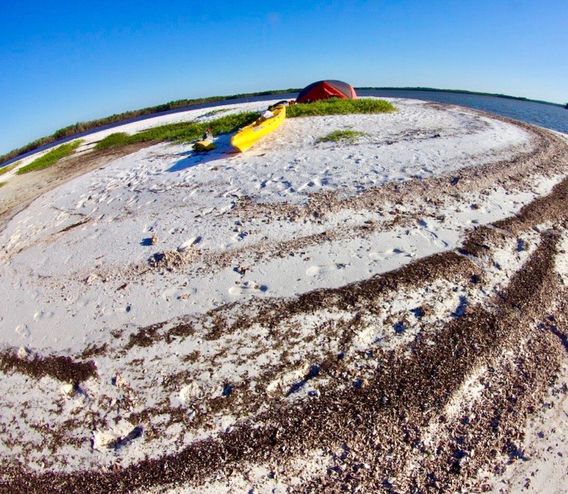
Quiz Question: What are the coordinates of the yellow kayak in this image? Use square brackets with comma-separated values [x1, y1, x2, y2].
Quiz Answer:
[231, 105, 286, 152]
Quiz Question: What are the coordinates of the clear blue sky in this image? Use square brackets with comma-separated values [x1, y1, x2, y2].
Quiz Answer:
[1, 0, 566, 154]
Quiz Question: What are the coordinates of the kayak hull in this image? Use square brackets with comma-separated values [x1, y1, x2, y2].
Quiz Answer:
[231, 105, 286, 152]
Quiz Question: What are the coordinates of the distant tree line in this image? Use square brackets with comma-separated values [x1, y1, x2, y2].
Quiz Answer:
[358, 86, 563, 107]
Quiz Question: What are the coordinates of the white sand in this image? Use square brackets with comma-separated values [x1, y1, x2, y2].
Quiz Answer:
[0, 99, 539, 353]
[0, 98, 566, 490]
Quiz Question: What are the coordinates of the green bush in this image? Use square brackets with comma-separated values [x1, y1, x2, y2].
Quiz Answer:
[287, 98, 395, 118]
[316, 130, 368, 143]
[135, 112, 259, 143]
[95, 133, 133, 150]
[16, 140, 82, 175]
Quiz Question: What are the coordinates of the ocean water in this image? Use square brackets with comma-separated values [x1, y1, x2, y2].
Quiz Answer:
[358, 89, 568, 134]
[241, 89, 568, 134]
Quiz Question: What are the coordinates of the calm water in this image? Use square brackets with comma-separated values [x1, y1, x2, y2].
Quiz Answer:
[357, 89, 568, 134]
[216, 89, 568, 133]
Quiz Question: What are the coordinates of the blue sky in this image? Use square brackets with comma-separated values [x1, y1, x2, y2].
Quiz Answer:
[0, 0, 567, 154]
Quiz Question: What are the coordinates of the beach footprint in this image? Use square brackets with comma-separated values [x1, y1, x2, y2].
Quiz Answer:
[177, 236, 202, 252]
[228, 281, 268, 297]
[306, 265, 322, 277]
[369, 247, 406, 261]
[306, 263, 347, 278]
[15, 324, 30, 338]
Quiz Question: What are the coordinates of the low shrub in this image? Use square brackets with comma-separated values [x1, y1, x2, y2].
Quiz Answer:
[94, 133, 132, 150]
[316, 130, 368, 143]
[287, 98, 395, 118]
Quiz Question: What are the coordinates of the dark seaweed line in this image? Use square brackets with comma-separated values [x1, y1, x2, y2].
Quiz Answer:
[2, 223, 563, 494]
[0, 350, 97, 384]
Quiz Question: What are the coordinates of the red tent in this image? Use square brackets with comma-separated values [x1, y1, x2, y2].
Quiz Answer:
[296, 80, 357, 103]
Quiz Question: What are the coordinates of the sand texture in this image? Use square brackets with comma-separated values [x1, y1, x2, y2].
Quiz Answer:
[0, 99, 567, 493]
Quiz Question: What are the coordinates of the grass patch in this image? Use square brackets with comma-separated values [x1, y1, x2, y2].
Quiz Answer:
[95, 98, 394, 152]
[0, 162, 19, 176]
[287, 98, 395, 118]
[16, 140, 82, 175]
[136, 112, 259, 142]
[95, 132, 131, 151]
[316, 130, 368, 144]
[95, 112, 259, 151]
[0, 181, 6, 188]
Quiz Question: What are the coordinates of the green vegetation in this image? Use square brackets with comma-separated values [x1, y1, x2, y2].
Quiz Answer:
[316, 129, 368, 144]
[94, 132, 131, 150]
[96, 99, 394, 152]
[3, 96, 397, 164]
[16, 140, 82, 175]
[137, 112, 259, 142]
[0, 181, 6, 188]
[0, 162, 19, 176]
[287, 98, 395, 117]
[0, 89, 298, 165]
[96, 112, 259, 151]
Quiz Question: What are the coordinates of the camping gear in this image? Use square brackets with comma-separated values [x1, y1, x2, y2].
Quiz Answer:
[193, 127, 216, 152]
[268, 100, 291, 110]
[231, 104, 286, 152]
[296, 80, 357, 103]
[193, 139, 216, 152]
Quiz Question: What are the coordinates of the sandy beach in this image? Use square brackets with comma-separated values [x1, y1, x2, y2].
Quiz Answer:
[0, 98, 567, 493]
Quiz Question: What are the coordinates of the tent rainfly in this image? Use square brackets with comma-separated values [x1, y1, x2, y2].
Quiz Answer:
[296, 80, 357, 103]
